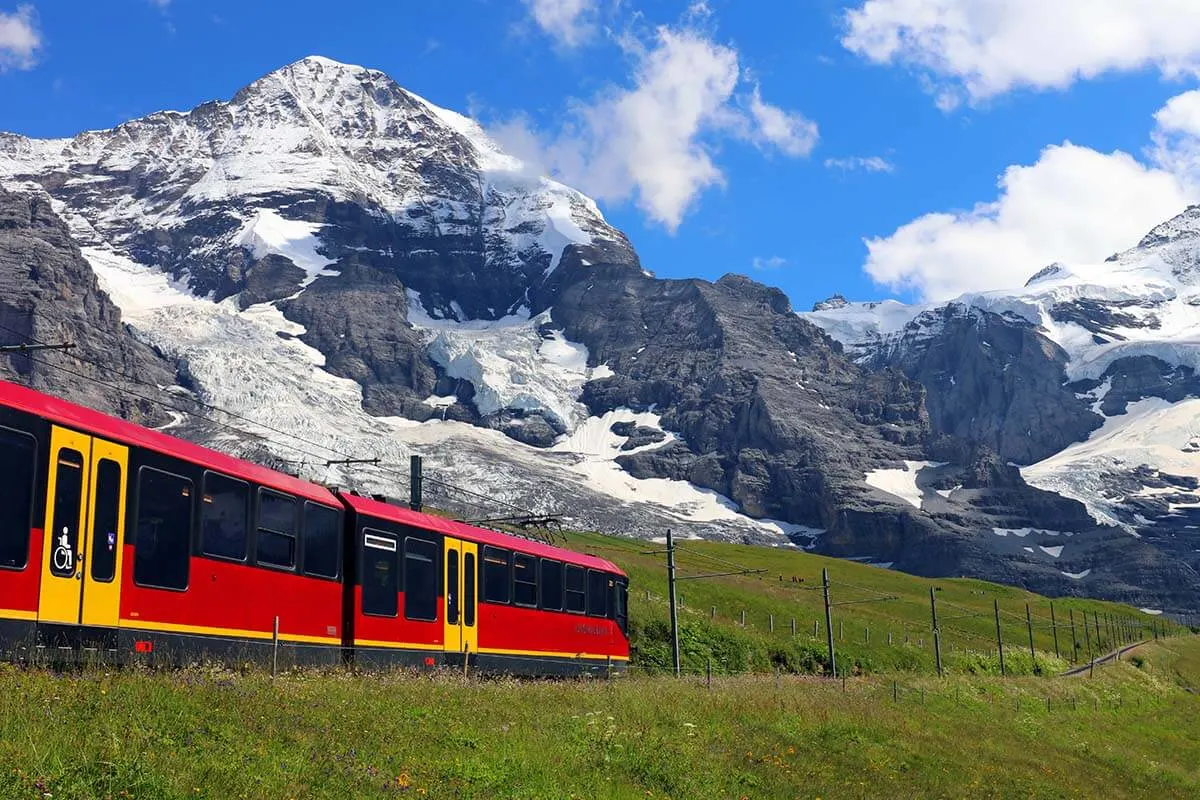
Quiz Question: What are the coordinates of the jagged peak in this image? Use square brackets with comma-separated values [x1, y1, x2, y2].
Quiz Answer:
[812, 294, 849, 312]
[1024, 263, 1067, 286]
[1134, 204, 1200, 251]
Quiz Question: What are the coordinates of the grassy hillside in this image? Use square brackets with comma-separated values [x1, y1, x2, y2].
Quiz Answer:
[559, 531, 1182, 676]
[1, 639, 1199, 799]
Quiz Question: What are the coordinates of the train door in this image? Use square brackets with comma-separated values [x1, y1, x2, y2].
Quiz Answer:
[443, 537, 478, 660]
[36, 425, 128, 629]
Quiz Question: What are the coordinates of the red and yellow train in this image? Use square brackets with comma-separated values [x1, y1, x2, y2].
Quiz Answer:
[0, 379, 630, 675]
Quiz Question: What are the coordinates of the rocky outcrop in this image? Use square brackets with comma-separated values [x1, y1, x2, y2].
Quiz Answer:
[0, 188, 178, 424]
[861, 304, 1102, 464]
[556, 269, 931, 532]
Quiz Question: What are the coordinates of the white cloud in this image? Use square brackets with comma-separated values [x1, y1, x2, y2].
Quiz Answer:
[746, 86, 818, 157]
[825, 155, 895, 173]
[752, 255, 787, 271]
[524, 0, 598, 48]
[843, 0, 1200, 106]
[0, 4, 41, 72]
[862, 96, 1200, 300]
[492, 22, 818, 231]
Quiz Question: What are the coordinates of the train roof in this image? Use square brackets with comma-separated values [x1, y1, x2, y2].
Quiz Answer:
[338, 492, 626, 576]
[0, 379, 338, 506]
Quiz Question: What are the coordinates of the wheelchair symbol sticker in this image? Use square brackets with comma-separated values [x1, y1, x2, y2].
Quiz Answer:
[52, 528, 74, 572]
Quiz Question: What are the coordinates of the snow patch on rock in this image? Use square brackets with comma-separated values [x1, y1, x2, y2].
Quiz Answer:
[234, 208, 339, 287]
[864, 460, 946, 509]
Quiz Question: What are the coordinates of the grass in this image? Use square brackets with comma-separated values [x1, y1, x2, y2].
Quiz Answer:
[1, 639, 1199, 799]
[1, 530, 1193, 798]
[559, 531, 1181, 676]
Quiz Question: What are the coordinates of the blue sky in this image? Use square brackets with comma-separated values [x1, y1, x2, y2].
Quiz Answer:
[3, 1, 1200, 309]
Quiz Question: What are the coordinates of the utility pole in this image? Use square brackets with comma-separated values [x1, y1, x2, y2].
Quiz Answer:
[994, 599, 1006, 676]
[667, 529, 680, 677]
[823, 568, 836, 678]
[409, 455, 423, 512]
[930, 587, 943, 677]
[1050, 602, 1060, 659]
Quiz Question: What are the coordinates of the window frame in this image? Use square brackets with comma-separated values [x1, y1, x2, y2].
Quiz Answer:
[360, 528, 399, 618]
[199, 470, 250, 563]
[464, 551, 476, 627]
[481, 545, 512, 605]
[89, 457, 123, 584]
[512, 552, 538, 609]
[587, 569, 610, 618]
[48, 447, 85, 579]
[0, 425, 37, 572]
[132, 465, 194, 593]
[564, 563, 587, 615]
[254, 488, 299, 572]
[302, 501, 341, 580]
[403, 536, 439, 623]
[539, 558, 563, 612]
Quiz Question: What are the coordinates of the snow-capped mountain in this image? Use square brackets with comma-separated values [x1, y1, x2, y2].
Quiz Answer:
[3, 56, 1198, 613]
[804, 206, 1200, 606]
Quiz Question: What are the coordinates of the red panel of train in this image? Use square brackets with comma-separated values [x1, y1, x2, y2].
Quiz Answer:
[0, 379, 630, 675]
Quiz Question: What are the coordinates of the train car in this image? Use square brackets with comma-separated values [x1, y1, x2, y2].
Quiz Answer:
[341, 494, 629, 675]
[0, 378, 630, 675]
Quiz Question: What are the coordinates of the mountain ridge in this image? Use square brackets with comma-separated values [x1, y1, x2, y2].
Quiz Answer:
[3, 56, 1198, 613]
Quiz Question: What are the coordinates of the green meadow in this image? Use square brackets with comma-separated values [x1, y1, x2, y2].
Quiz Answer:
[0, 532, 1194, 799]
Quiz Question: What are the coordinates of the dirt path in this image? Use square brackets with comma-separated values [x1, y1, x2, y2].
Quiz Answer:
[1060, 639, 1151, 677]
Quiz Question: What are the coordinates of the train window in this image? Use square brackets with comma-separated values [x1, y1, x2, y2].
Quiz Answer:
[201, 472, 248, 561]
[48, 449, 84, 578]
[482, 546, 511, 604]
[564, 564, 586, 614]
[133, 467, 193, 591]
[587, 570, 609, 618]
[0, 427, 36, 570]
[303, 503, 340, 579]
[256, 490, 297, 570]
[540, 559, 563, 611]
[89, 459, 122, 583]
[446, 548, 460, 624]
[464, 552, 476, 627]
[404, 538, 438, 622]
[513, 553, 537, 608]
[361, 530, 398, 617]
[614, 579, 628, 634]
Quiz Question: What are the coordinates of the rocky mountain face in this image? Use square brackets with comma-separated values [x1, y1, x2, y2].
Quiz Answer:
[2, 56, 1198, 613]
[0, 187, 177, 424]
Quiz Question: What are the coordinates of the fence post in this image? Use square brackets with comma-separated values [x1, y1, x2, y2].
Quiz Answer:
[711, 606, 716, 620]
[839, 620, 844, 641]
[823, 567, 836, 678]
[741, 610, 746, 627]
[272, 615, 280, 678]
[994, 599, 1006, 677]
[1093, 613, 1102, 654]
[930, 587, 943, 678]
[791, 617, 796, 636]
[706, 657, 712, 690]
[1050, 602, 1060, 659]
[1069, 609, 1078, 663]
[1083, 611, 1094, 678]
[865, 625, 870, 645]
[1026, 603, 1037, 672]
[769, 614, 774, 633]
[813, 620, 819, 637]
